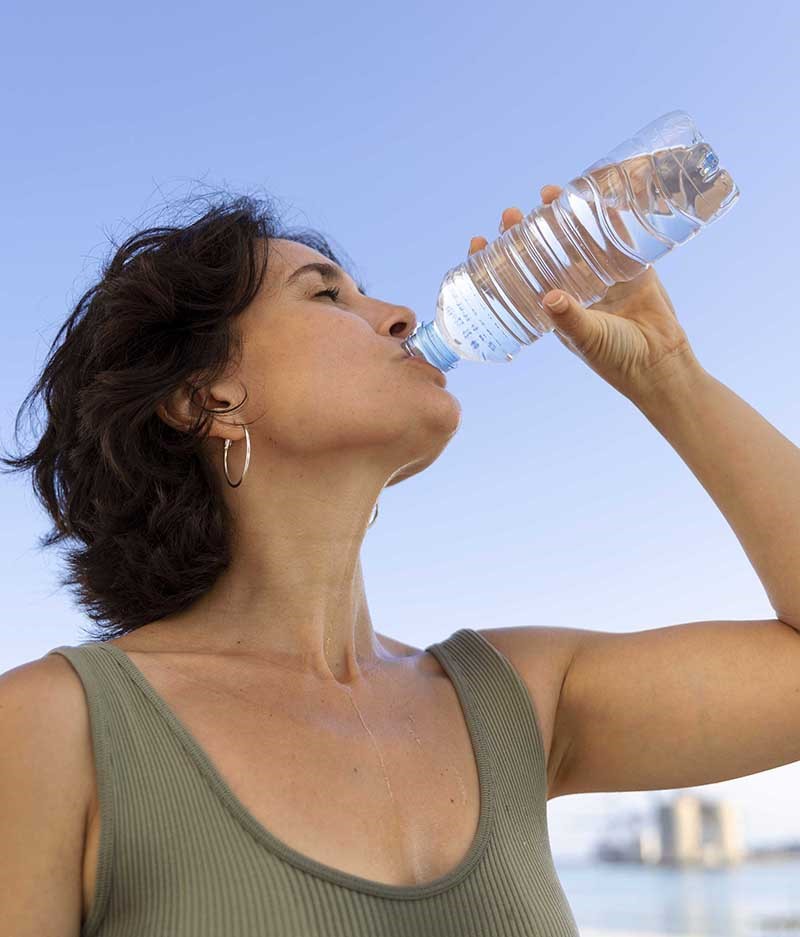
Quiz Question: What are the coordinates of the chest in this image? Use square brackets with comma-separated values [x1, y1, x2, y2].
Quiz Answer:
[81, 656, 488, 922]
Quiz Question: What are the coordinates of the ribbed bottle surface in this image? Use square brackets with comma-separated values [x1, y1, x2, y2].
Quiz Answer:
[402, 110, 739, 371]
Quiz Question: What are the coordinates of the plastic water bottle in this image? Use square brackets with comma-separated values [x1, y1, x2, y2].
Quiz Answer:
[401, 110, 739, 371]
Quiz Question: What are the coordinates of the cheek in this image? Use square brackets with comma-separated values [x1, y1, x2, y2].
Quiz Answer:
[242, 318, 448, 451]
[250, 356, 395, 453]
[272, 313, 376, 379]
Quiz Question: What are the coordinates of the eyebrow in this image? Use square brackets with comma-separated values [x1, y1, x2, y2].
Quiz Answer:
[284, 261, 368, 296]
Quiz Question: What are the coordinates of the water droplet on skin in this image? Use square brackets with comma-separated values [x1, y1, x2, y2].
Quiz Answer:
[343, 690, 397, 808]
[452, 764, 468, 806]
[406, 713, 423, 748]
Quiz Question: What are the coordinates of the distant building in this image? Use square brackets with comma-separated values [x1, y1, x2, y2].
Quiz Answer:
[658, 795, 744, 866]
[594, 794, 745, 867]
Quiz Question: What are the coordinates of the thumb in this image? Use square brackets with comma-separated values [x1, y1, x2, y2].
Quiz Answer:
[543, 290, 600, 353]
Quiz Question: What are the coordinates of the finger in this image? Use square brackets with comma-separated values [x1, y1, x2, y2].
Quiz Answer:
[542, 289, 599, 357]
[498, 206, 524, 234]
[475, 185, 562, 255]
[501, 188, 561, 238]
[468, 236, 488, 256]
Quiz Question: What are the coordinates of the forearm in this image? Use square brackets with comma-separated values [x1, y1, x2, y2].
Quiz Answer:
[631, 364, 800, 627]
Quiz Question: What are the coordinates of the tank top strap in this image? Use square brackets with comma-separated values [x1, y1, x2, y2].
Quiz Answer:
[46, 640, 223, 784]
[46, 640, 158, 748]
[47, 640, 281, 935]
[425, 627, 549, 811]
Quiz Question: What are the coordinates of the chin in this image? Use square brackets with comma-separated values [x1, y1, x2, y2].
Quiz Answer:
[423, 391, 462, 435]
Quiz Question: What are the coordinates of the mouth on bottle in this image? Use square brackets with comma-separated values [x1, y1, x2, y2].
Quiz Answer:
[401, 323, 460, 372]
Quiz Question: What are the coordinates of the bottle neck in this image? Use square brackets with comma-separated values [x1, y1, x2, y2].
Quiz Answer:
[401, 321, 461, 371]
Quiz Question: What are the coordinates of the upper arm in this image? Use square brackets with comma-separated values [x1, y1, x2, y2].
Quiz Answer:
[551, 618, 800, 799]
[0, 653, 94, 937]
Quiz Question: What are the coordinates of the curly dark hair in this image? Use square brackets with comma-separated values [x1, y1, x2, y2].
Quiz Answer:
[0, 187, 366, 642]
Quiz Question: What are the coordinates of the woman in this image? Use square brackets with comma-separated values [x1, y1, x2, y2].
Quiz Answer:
[2, 184, 800, 937]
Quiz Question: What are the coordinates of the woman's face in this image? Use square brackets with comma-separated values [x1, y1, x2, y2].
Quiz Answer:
[221, 238, 462, 487]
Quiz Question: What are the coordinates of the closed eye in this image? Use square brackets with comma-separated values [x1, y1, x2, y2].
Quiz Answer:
[315, 286, 341, 302]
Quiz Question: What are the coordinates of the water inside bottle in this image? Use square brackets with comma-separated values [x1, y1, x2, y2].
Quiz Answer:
[433, 142, 738, 366]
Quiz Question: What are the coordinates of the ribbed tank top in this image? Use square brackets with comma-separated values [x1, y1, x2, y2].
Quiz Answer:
[47, 628, 580, 937]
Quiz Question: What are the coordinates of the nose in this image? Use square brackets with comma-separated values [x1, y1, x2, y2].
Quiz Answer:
[388, 305, 417, 339]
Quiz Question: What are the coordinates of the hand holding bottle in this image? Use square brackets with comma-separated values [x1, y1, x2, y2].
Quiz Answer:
[469, 184, 704, 402]
[406, 112, 738, 379]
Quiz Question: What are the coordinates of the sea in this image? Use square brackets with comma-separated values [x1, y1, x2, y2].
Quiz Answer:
[553, 857, 800, 937]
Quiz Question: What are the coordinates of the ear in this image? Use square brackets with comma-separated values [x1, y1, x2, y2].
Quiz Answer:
[155, 380, 201, 435]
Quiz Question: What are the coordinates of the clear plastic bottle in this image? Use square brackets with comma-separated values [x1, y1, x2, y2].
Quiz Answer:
[401, 110, 740, 371]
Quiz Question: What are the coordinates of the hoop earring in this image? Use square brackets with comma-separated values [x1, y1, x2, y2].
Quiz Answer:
[222, 424, 251, 488]
[367, 499, 379, 528]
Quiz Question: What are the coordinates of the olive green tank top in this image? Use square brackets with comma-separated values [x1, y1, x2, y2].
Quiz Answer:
[48, 628, 579, 937]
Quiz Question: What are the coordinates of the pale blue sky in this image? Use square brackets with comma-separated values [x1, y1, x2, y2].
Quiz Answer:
[2, 0, 799, 861]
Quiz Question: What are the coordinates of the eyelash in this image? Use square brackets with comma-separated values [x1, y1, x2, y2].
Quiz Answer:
[315, 286, 341, 302]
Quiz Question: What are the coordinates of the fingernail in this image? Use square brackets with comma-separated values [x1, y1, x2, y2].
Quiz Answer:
[544, 291, 566, 309]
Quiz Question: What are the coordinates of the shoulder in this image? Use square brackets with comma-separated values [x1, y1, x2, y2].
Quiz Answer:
[475, 625, 581, 675]
[475, 626, 583, 799]
[1, 650, 95, 731]
[0, 651, 96, 821]
[0, 652, 95, 935]
[474, 626, 580, 712]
